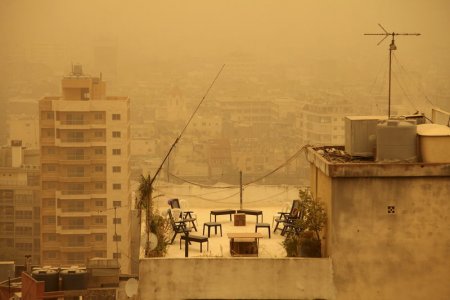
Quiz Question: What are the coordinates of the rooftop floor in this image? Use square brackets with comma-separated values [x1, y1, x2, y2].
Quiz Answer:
[164, 206, 288, 258]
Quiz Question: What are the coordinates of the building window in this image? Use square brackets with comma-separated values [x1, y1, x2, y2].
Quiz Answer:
[112, 166, 121, 173]
[67, 131, 84, 142]
[47, 234, 57, 241]
[45, 216, 56, 225]
[15, 210, 32, 219]
[112, 131, 121, 138]
[45, 251, 57, 259]
[43, 112, 54, 120]
[95, 165, 104, 172]
[94, 131, 104, 138]
[44, 198, 56, 207]
[94, 112, 104, 120]
[67, 166, 84, 177]
[94, 234, 104, 241]
[94, 148, 104, 155]
[113, 201, 121, 207]
[113, 184, 121, 190]
[47, 147, 56, 155]
[112, 149, 121, 155]
[95, 182, 105, 190]
[94, 251, 106, 257]
[94, 216, 105, 224]
[47, 165, 56, 172]
[113, 252, 121, 259]
[95, 199, 105, 207]
[113, 218, 121, 224]
[112, 114, 121, 120]
[67, 149, 84, 160]
[113, 235, 121, 242]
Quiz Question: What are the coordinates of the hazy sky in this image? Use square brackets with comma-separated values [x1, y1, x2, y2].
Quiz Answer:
[1, 0, 450, 109]
[1, 0, 449, 61]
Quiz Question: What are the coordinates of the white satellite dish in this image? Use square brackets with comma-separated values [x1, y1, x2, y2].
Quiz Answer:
[125, 277, 138, 297]
[148, 232, 158, 251]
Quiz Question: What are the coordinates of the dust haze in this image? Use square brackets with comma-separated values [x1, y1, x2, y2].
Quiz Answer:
[1, 0, 449, 144]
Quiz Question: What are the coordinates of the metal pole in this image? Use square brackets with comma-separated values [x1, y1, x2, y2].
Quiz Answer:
[240, 171, 243, 209]
[184, 231, 189, 257]
[388, 43, 392, 118]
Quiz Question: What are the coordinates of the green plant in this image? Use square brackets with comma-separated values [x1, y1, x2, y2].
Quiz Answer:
[136, 174, 170, 257]
[282, 189, 327, 257]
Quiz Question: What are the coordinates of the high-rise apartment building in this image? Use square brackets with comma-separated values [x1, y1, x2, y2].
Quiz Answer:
[39, 66, 131, 272]
[0, 140, 40, 265]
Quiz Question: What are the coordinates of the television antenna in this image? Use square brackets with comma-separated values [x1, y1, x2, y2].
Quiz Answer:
[364, 24, 420, 117]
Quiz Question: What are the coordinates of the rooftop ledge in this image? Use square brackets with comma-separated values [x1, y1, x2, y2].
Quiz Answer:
[306, 146, 450, 178]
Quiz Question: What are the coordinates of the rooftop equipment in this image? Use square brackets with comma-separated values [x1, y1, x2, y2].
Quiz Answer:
[376, 119, 417, 162]
[417, 124, 450, 163]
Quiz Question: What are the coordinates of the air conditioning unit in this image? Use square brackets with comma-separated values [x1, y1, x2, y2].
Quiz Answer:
[345, 116, 386, 157]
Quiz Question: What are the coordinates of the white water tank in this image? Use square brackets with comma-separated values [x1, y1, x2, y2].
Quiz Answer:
[376, 119, 417, 162]
[417, 124, 450, 163]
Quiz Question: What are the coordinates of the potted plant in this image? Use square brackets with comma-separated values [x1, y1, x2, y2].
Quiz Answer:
[282, 189, 327, 257]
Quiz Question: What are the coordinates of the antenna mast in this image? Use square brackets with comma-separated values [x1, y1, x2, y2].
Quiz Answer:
[364, 24, 420, 117]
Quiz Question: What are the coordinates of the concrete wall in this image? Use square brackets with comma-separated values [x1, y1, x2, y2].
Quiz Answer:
[139, 258, 334, 300]
[307, 148, 450, 300]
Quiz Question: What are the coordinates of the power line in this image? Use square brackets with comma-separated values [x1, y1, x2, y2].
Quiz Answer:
[243, 145, 311, 186]
[168, 173, 238, 189]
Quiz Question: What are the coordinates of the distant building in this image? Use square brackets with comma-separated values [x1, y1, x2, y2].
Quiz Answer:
[0, 140, 41, 265]
[7, 114, 39, 149]
[39, 65, 132, 272]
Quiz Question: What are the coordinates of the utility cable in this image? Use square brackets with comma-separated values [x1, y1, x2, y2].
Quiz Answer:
[243, 145, 311, 186]
[168, 172, 238, 189]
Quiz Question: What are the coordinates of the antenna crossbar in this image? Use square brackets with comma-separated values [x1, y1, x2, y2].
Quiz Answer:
[364, 24, 421, 117]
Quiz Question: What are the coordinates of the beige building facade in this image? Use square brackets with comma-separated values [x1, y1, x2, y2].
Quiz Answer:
[39, 66, 131, 272]
[0, 141, 41, 265]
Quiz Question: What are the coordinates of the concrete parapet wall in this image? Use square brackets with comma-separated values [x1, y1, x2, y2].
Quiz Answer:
[139, 257, 334, 300]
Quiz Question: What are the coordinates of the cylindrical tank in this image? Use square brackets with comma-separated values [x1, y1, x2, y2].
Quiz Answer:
[60, 268, 87, 291]
[31, 269, 59, 292]
[376, 119, 417, 162]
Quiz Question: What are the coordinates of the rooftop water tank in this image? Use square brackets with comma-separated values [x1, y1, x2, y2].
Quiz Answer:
[31, 269, 59, 292]
[376, 119, 417, 162]
[61, 268, 88, 291]
[417, 124, 450, 163]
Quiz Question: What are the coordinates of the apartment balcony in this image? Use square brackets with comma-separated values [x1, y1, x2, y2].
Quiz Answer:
[58, 158, 91, 165]
[0, 231, 14, 237]
[42, 207, 56, 214]
[60, 246, 93, 253]
[59, 176, 92, 183]
[56, 120, 91, 130]
[56, 225, 91, 235]
[40, 119, 55, 128]
[40, 137, 56, 146]
[41, 241, 60, 250]
[0, 215, 14, 221]
[56, 208, 92, 217]
[41, 190, 56, 198]
[41, 157, 59, 164]
[90, 158, 106, 164]
[42, 224, 57, 232]
[56, 190, 91, 200]
[42, 174, 59, 181]
[90, 226, 107, 234]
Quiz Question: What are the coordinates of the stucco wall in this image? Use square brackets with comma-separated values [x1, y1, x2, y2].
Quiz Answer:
[309, 157, 450, 300]
[139, 257, 334, 300]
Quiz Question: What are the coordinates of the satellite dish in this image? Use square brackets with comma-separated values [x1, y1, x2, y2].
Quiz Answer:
[125, 278, 138, 297]
[148, 233, 158, 251]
